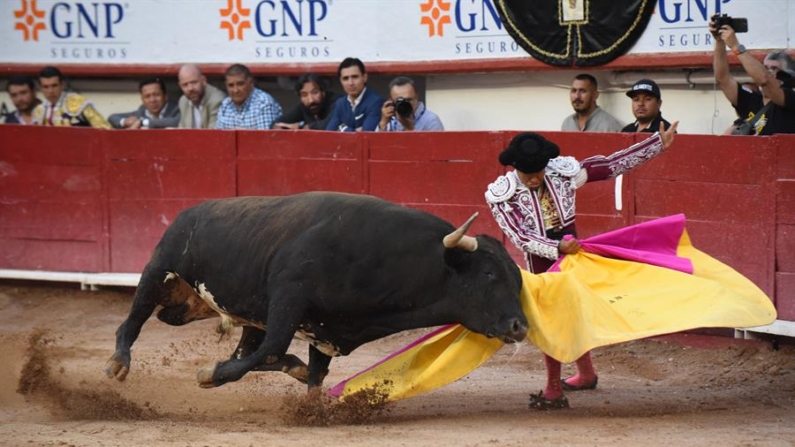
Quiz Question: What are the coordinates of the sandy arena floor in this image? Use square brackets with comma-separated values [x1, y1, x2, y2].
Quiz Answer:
[1, 282, 794, 447]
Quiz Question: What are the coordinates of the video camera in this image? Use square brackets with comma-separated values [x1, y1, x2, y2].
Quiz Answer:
[712, 14, 748, 33]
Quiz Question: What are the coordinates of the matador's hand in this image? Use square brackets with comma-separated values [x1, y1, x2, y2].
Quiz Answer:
[661, 121, 679, 149]
[559, 238, 581, 255]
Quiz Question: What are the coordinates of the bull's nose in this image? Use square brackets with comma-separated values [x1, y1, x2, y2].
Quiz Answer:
[505, 318, 529, 343]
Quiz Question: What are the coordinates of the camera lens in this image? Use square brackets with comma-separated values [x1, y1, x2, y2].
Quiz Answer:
[395, 98, 413, 118]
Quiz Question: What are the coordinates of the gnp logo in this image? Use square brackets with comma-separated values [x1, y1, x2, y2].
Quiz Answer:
[420, 0, 507, 36]
[12, 0, 129, 60]
[219, 0, 328, 40]
[219, 0, 332, 60]
[419, 0, 522, 56]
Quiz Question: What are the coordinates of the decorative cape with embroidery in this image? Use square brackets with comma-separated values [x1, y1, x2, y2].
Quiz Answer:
[329, 215, 776, 402]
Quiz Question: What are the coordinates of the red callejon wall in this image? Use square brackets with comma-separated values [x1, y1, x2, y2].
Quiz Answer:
[0, 127, 107, 272]
[775, 136, 795, 320]
[0, 127, 790, 320]
[104, 130, 238, 272]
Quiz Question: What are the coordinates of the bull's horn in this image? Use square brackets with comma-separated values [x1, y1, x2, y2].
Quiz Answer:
[442, 212, 479, 252]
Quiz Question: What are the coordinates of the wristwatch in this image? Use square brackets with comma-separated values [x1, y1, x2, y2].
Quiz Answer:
[732, 44, 747, 56]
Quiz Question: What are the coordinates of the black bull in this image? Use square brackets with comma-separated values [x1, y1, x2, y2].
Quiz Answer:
[105, 192, 528, 388]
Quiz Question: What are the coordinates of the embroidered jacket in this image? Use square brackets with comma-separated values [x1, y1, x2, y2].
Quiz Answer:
[485, 132, 665, 271]
[32, 92, 111, 128]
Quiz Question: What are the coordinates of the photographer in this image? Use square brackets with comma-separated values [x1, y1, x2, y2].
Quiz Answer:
[377, 76, 444, 131]
[710, 15, 795, 135]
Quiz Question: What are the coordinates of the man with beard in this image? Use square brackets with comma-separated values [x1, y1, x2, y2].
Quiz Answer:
[272, 73, 337, 130]
[177, 64, 226, 129]
[561, 74, 623, 132]
[621, 79, 672, 133]
[326, 57, 384, 132]
[3, 76, 40, 125]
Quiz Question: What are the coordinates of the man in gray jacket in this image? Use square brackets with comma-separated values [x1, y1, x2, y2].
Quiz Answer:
[109, 77, 180, 129]
[177, 64, 226, 129]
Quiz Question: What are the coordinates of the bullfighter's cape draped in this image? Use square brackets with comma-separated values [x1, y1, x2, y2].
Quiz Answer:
[329, 215, 776, 401]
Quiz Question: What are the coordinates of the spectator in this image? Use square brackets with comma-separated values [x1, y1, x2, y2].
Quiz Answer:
[273, 73, 337, 130]
[620, 79, 672, 133]
[710, 17, 795, 135]
[32, 66, 110, 128]
[216, 64, 282, 130]
[325, 57, 384, 132]
[177, 64, 226, 129]
[560, 74, 623, 132]
[108, 77, 180, 129]
[3, 75, 40, 125]
[377, 76, 444, 131]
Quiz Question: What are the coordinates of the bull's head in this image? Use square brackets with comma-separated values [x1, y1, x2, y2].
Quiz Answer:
[443, 213, 528, 343]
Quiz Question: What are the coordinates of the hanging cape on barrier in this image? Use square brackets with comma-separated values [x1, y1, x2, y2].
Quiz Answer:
[329, 214, 777, 402]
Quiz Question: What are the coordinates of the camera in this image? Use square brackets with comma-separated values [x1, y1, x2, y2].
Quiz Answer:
[712, 14, 748, 33]
[393, 97, 414, 118]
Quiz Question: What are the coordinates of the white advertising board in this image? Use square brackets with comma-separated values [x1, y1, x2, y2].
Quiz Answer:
[0, 0, 790, 65]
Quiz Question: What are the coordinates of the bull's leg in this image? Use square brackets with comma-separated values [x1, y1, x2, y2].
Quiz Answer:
[231, 326, 267, 360]
[234, 327, 309, 384]
[196, 298, 305, 388]
[250, 355, 309, 383]
[104, 265, 171, 381]
[307, 344, 331, 388]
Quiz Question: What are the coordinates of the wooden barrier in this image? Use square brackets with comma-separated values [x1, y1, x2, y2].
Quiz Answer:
[0, 126, 791, 322]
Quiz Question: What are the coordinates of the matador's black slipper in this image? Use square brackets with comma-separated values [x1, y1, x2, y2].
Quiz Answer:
[561, 376, 598, 391]
[528, 391, 569, 410]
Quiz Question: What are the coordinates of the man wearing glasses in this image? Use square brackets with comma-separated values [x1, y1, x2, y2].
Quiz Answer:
[710, 17, 795, 135]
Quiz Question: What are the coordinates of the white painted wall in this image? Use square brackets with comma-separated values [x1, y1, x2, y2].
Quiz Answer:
[427, 71, 741, 135]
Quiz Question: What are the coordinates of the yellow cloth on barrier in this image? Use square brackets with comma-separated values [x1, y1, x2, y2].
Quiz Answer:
[335, 227, 776, 402]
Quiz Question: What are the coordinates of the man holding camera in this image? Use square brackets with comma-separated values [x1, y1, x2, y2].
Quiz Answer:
[377, 76, 444, 132]
[711, 14, 795, 135]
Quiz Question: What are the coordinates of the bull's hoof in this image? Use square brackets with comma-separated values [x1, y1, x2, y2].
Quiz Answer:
[197, 363, 220, 388]
[285, 365, 309, 384]
[104, 356, 130, 381]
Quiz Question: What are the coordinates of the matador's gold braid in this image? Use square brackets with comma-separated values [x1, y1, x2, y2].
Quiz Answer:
[82, 106, 111, 129]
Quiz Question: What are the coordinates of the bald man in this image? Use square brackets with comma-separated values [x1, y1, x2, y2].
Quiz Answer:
[177, 64, 226, 128]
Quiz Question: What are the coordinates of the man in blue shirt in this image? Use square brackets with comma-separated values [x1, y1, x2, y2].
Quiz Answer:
[325, 58, 384, 132]
[216, 64, 282, 130]
[377, 76, 444, 132]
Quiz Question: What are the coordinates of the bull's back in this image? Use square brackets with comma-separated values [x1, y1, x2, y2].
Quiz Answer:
[153, 192, 449, 270]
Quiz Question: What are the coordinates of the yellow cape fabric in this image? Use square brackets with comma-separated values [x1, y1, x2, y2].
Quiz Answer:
[338, 230, 776, 401]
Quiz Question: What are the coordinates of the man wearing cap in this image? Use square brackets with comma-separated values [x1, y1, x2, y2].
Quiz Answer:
[710, 18, 795, 135]
[485, 121, 679, 410]
[621, 79, 672, 133]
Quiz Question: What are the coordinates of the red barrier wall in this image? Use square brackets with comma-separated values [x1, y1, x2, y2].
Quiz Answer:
[0, 127, 790, 319]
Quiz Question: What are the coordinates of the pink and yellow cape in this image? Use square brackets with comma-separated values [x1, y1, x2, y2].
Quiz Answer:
[329, 215, 776, 401]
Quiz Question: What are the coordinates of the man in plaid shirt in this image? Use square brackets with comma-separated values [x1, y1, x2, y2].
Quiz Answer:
[215, 64, 282, 129]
